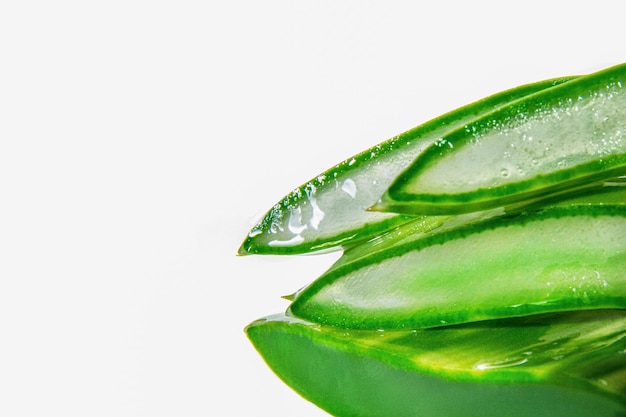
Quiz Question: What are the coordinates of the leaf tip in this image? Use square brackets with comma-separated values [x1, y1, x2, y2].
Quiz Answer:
[281, 293, 296, 301]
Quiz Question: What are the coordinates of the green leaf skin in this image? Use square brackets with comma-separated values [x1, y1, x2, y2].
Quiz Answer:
[238, 76, 576, 255]
[288, 202, 626, 330]
[378, 63, 626, 215]
[246, 311, 626, 417]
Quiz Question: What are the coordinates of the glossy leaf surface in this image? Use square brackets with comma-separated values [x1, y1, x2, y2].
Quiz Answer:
[247, 311, 626, 417]
[239, 77, 575, 255]
[379, 63, 626, 215]
[289, 199, 626, 330]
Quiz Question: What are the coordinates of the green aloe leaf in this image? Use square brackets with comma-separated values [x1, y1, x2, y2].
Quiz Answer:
[239, 76, 575, 255]
[334, 182, 626, 271]
[377, 63, 626, 215]
[246, 311, 626, 417]
[288, 191, 626, 330]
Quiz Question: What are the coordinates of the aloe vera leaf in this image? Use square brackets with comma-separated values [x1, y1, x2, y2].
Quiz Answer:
[378, 63, 626, 215]
[332, 182, 626, 271]
[246, 311, 626, 417]
[330, 206, 512, 271]
[288, 203, 626, 330]
[238, 76, 576, 255]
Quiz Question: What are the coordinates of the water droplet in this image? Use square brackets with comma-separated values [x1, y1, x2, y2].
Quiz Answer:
[531, 158, 539, 165]
[474, 356, 528, 370]
[269, 221, 284, 234]
[434, 138, 454, 148]
[500, 168, 510, 177]
[341, 178, 357, 198]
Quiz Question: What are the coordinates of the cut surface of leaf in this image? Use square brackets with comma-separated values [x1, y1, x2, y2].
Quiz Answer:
[289, 202, 626, 330]
[379, 63, 626, 215]
[239, 76, 576, 255]
[246, 311, 626, 417]
[334, 184, 626, 270]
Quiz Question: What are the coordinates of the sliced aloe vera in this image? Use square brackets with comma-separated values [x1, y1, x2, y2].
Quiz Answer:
[288, 201, 626, 330]
[378, 63, 626, 215]
[246, 311, 626, 417]
[335, 183, 626, 270]
[239, 76, 575, 255]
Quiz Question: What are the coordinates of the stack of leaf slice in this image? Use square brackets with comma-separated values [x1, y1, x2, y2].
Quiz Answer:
[240, 63, 626, 417]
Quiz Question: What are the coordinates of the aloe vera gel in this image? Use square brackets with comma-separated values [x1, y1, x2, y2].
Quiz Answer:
[240, 64, 626, 417]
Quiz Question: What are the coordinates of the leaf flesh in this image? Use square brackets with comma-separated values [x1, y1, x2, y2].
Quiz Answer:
[239, 77, 576, 255]
[289, 202, 626, 330]
[379, 63, 626, 215]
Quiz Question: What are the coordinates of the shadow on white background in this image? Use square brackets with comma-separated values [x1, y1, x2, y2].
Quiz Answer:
[1, 1, 625, 416]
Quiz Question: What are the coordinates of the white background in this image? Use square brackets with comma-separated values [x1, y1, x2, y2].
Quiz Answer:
[1, 1, 626, 416]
